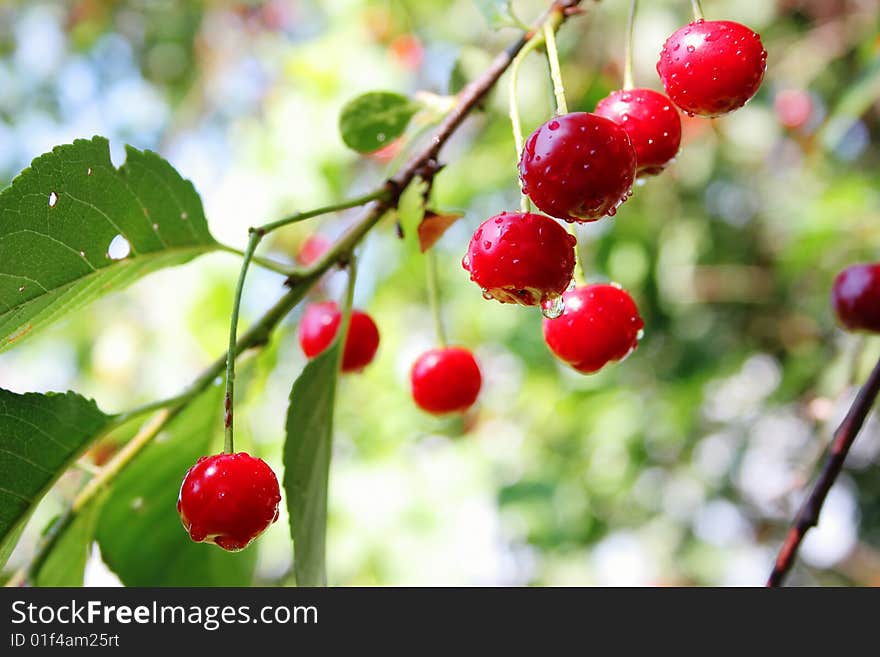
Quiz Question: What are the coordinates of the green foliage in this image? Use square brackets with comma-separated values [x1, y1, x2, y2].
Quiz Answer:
[96, 388, 256, 586]
[0, 389, 112, 567]
[0, 137, 217, 352]
[338, 92, 419, 153]
[33, 500, 105, 587]
[472, 0, 517, 29]
[284, 339, 342, 587]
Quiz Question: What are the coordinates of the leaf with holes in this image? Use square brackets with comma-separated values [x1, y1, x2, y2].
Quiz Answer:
[339, 92, 419, 154]
[0, 136, 217, 352]
[0, 388, 114, 569]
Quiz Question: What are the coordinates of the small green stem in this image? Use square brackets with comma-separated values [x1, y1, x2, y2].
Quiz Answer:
[623, 0, 637, 90]
[425, 249, 447, 347]
[691, 0, 704, 20]
[508, 33, 545, 213]
[218, 243, 291, 275]
[567, 223, 587, 286]
[259, 189, 389, 234]
[224, 230, 262, 453]
[542, 15, 568, 115]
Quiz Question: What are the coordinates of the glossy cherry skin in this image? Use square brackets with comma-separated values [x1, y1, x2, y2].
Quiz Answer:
[543, 284, 644, 373]
[296, 234, 331, 266]
[594, 88, 682, 176]
[410, 347, 482, 415]
[519, 112, 636, 222]
[178, 452, 281, 552]
[832, 263, 880, 333]
[657, 19, 767, 117]
[298, 301, 380, 372]
[462, 211, 576, 306]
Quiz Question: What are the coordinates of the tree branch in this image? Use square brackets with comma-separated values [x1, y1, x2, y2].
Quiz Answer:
[767, 355, 880, 586]
[11, 0, 587, 585]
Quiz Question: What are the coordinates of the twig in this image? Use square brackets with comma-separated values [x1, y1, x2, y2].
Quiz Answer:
[10, 0, 587, 586]
[767, 355, 880, 586]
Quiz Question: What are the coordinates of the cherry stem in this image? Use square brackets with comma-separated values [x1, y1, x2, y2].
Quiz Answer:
[568, 223, 587, 285]
[623, 0, 637, 90]
[542, 14, 568, 115]
[508, 33, 545, 213]
[425, 248, 448, 347]
[334, 255, 358, 374]
[691, 0, 704, 21]
[222, 189, 388, 453]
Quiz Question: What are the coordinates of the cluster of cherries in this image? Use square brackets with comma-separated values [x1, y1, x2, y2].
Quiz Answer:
[465, 18, 766, 374]
[177, 16, 769, 552]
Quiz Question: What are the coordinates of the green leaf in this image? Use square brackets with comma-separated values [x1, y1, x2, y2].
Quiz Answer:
[284, 339, 342, 587]
[96, 387, 256, 586]
[397, 177, 429, 253]
[0, 388, 113, 568]
[472, 0, 517, 29]
[33, 497, 105, 587]
[339, 92, 419, 153]
[0, 136, 217, 352]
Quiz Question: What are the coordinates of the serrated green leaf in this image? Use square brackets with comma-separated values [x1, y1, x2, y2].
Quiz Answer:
[339, 92, 419, 153]
[284, 339, 342, 587]
[473, 0, 516, 29]
[96, 387, 256, 586]
[33, 496, 105, 587]
[0, 136, 217, 352]
[0, 388, 113, 568]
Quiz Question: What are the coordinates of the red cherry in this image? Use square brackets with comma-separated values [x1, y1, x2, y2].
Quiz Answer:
[542, 284, 644, 373]
[594, 88, 682, 176]
[462, 211, 576, 306]
[296, 234, 331, 266]
[657, 19, 767, 118]
[774, 89, 813, 130]
[519, 112, 636, 222]
[832, 263, 880, 333]
[410, 347, 482, 415]
[298, 301, 380, 372]
[178, 452, 281, 552]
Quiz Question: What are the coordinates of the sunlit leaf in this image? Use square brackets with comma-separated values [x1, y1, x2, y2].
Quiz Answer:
[339, 92, 419, 154]
[0, 388, 113, 568]
[0, 136, 217, 352]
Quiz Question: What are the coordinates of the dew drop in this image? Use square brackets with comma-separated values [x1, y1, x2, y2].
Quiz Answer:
[152, 223, 159, 231]
[482, 290, 494, 301]
[180, 211, 188, 220]
[18, 285, 25, 293]
[107, 234, 131, 260]
[548, 120, 560, 130]
[48, 191, 58, 208]
[482, 240, 492, 249]
[686, 45, 695, 53]
[636, 328, 646, 341]
[541, 294, 565, 319]
[86, 167, 92, 176]
[376, 132, 386, 143]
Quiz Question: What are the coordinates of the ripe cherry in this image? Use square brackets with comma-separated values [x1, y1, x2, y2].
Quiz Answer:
[595, 88, 682, 176]
[410, 347, 482, 415]
[462, 211, 576, 306]
[519, 112, 636, 222]
[178, 452, 281, 552]
[298, 301, 380, 372]
[657, 20, 767, 118]
[296, 234, 330, 266]
[832, 263, 880, 333]
[543, 284, 644, 373]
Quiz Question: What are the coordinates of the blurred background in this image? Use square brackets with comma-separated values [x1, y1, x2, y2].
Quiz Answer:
[1, 0, 880, 586]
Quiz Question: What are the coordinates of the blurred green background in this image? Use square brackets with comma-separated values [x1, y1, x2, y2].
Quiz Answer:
[2, 0, 880, 586]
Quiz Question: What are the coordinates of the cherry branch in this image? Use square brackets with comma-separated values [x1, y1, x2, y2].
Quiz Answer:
[11, 0, 587, 585]
[767, 355, 880, 586]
